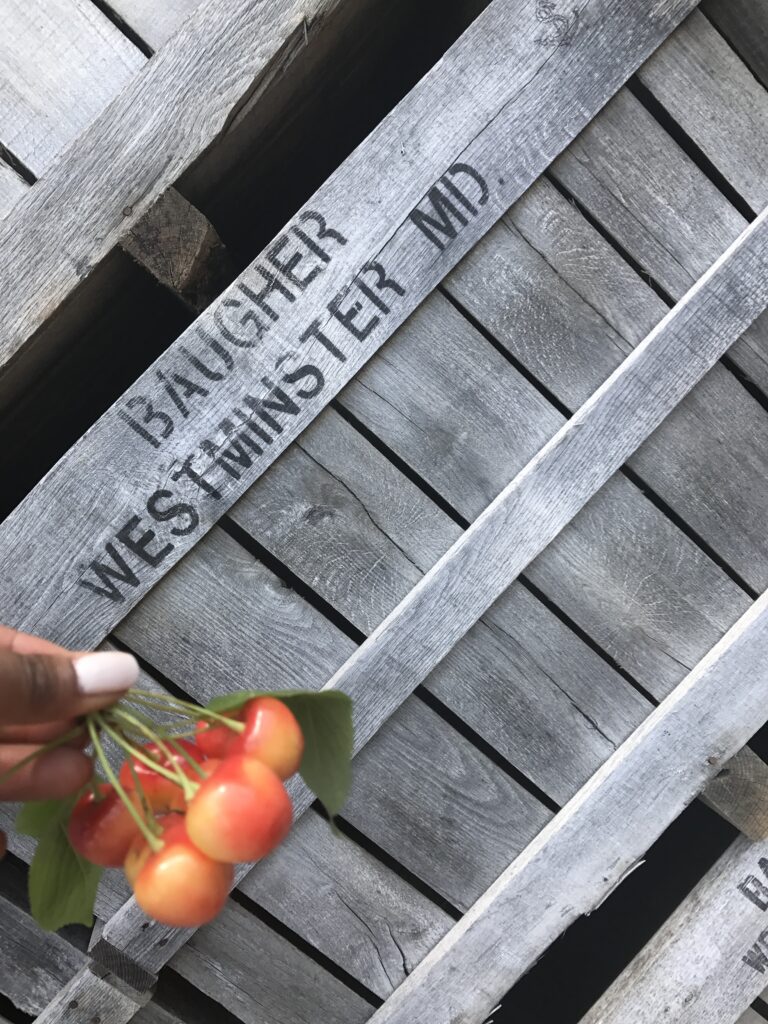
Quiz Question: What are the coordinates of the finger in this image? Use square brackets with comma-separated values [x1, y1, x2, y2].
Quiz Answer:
[0, 626, 68, 656]
[0, 650, 138, 725]
[0, 721, 86, 744]
[0, 745, 92, 800]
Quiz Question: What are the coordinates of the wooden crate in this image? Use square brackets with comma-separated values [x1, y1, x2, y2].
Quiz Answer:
[3, 0, 768, 1022]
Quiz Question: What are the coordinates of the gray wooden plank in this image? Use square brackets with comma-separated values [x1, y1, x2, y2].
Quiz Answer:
[579, 835, 768, 1024]
[101, 194, 768, 978]
[35, 966, 142, 1024]
[738, 1012, 767, 1024]
[703, 0, 768, 88]
[233, 378, 648, 804]
[173, 900, 373, 1024]
[446, 174, 768, 593]
[0, 160, 26, 219]
[106, 0, 203, 50]
[114, 526, 550, 912]
[0, 0, 698, 648]
[0, 0, 346, 386]
[0, 892, 85, 1015]
[638, 10, 768, 212]
[341, 287, 747, 698]
[0, 0, 143, 174]
[550, 84, 768, 396]
[365, 586, 768, 1024]
[700, 747, 768, 841]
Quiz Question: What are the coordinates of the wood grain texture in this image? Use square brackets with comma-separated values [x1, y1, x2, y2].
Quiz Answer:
[106, 0, 203, 50]
[366, 589, 768, 1024]
[341, 285, 747, 699]
[0, 893, 85, 1015]
[35, 966, 142, 1024]
[638, 10, 768, 212]
[700, 748, 768, 840]
[0, 160, 26, 218]
[737, 1011, 768, 1024]
[0, 0, 697, 649]
[0, 0, 143, 174]
[173, 900, 373, 1024]
[702, 0, 768, 88]
[550, 83, 768, 396]
[110, 525, 548, 925]
[580, 835, 768, 1024]
[121, 188, 234, 312]
[446, 174, 768, 593]
[0, 0, 342, 384]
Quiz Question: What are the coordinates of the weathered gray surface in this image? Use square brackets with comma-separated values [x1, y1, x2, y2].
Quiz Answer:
[107, 0, 203, 49]
[101, 198, 768, 979]
[174, 900, 373, 1024]
[0, 893, 85, 1015]
[0, 0, 343, 387]
[638, 10, 768, 212]
[703, 0, 768, 87]
[550, 83, 768, 398]
[446, 174, 768, 593]
[113, 527, 550, 912]
[0, 0, 142, 174]
[366, 589, 768, 1024]
[0, 160, 26, 218]
[580, 835, 768, 1024]
[737, 1011, 767, 1024]
[0, 0, 698, 649]
[700, 748, 768, 840]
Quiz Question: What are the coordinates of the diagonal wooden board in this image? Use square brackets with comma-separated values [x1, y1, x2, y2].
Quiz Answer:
[0, 0, 698, 647]
[92, 202, 768, 1001]
[366, 584, 768, 1024]
[578, 833, 768, 1024]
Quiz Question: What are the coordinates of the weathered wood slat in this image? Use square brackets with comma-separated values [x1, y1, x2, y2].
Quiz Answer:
[738, 1011, 768, 1024]
[113, 527, 549, 912]
[550, 81, 768, 400]
[0, 160, 26, 218]
[579, 835, 768, 1024]
[366, 588, 768, 1024]
[0, 0, 698, 646]
[99, 197, 768, 983]
[106, 0, 203, 50]
[446, 174, 768, 597]
[0, 0, 142, 174]
[0, 0, 344, 388]
[34, 964, 181, 1024]
[638, 10, 768, 212]
[703, 0, 768, 88]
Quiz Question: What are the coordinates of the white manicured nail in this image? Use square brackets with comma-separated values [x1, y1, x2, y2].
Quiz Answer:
[74, 652, 139, 695]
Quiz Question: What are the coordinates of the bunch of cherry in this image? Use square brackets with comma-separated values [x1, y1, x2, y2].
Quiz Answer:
[67, 695, 302, 928]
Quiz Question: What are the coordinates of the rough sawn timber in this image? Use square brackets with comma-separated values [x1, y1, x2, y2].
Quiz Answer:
[0, 0, 698, 646]
[365, 586, 768, 1024]
[97, 197, 768, 987]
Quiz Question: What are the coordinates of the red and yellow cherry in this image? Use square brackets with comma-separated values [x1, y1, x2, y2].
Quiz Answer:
[118, 739, 207, 812]
[185, 755, 292, 863]
[125, 815, 233, 927]
[229, 698, 304, 779]
[195, 714, 242, 758]
[68, 784, 140, 867]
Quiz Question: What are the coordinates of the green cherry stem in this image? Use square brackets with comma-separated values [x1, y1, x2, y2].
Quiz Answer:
[88, 716, 163, 854]
[0, 726, 84, 784]
[107, 709, 199, 800]
[166, 737, 207, 780]
[97, 715, 194, 796]
[127, 690, 246, 731]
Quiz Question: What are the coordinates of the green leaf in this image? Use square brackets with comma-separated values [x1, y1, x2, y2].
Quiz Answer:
[205, 689, 354, 817]
[17, 796, 102, 931]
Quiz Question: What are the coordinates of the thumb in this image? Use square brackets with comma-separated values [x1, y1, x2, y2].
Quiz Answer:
[0, 650, 138, 725]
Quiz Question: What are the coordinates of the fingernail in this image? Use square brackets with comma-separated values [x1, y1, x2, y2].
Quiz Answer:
[74, 652, 139, 695]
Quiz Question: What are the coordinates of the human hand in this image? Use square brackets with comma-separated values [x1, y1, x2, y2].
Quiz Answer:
[0, 626, 138, 845]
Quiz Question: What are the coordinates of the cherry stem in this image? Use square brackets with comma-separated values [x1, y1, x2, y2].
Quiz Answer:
[98, 714, 193, 796]
[127, 690, 246, 732]
[126, 760, 161, 837]
[88, 716, 163, 854]
[108, 709, 199, 800]
[166, 737, 207, 780]
[0, 726, 84, 784]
